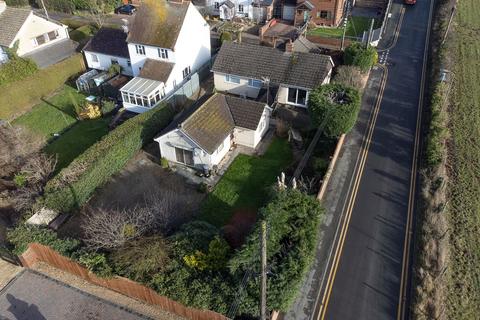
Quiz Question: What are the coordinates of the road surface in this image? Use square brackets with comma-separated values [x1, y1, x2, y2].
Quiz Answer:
[317, 0, 434, 319]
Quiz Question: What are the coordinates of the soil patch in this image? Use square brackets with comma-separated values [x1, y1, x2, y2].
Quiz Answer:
[223, 208, 257, 248]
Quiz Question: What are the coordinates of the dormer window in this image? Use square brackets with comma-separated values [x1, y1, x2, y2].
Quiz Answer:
[158, 48, 169, 60]
[135, 45, 145, 55]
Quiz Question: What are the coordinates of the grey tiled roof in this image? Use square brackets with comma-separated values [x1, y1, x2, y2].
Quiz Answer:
[0, 7, 31, 47]
[212, 41, 333, 90]
[127, 1, 189, 49]
[181, 93, 266, 153]
[83, 27, 129, 58]
[139, 59, 174, 83]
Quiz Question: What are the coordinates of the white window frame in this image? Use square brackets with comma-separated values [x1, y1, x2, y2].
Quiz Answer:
[158, 48, 169, 60]
[238, 4, 244, 13]
[214, 1, 220, 9]
[287, 87, 308, 106]
[135, 45, 145, 55]
[225, 74, 241, 84]
[248, 78, 262, 88]
[182, 66, 191, 79]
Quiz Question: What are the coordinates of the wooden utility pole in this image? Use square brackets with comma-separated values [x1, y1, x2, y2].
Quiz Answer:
[39, 0, 49, 19]
[441, 4, 456, 45]
[260, 220, 267, 320]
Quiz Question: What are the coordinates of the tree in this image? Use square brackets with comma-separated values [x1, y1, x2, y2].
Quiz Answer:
[308, 83, 361, 137]
[333, 65, 366, 92]
[344, 42, 378, 72]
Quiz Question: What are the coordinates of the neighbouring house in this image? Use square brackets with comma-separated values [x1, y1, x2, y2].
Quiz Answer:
[119, 0, 211, 113]
[83, 27, 133, 76]
[155, 93, 271, 171]
[212, 41, 333, 108]
[301, 0, 346, 26]
[194, 0, 273, 22]
[0, 0, 76, 68]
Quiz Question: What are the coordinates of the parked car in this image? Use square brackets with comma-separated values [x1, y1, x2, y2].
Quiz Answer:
[114, 4, 136, 15]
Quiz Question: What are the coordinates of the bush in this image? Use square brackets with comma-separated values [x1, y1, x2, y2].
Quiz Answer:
[5, 0, 29, 6]
[308, 83, 361, 137]
[75, 250, 113, 278]
[101, 100, 116, 115]
[229, 189, 324, 314]
[425, 84, 447, 168]
[344, 42, 378, 72]
[60, 18, 90, 30]
[108, 64, 122, 76]
[112, 236, 170, 282]
[0, 54, 86, 119]
[43, 103, 174, 212]
[160, 157, 169, 169]
[220, 32, 232, 43]
[0, 56, 38, 86]
[312, 157, 329, 174]
[333, 65, 366, 92]
[8, 224, 80, 256]
[13, 173, 28, 187]
[69, 25, 97, 43]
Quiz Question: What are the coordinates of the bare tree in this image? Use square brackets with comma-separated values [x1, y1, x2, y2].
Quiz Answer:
[22, 154, 57, 185]
[88, 0, 108, 29]
[333, 65, 367, 92]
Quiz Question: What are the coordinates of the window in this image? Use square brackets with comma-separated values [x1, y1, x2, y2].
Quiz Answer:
[182, 66, 191, 79]
[214, 1, 220, 9]
[111, 59, 118, 65]
[248, 78, 262, 88]
[287, 87, 308, 106]
[238, 4, 244, 12]
[35, 35, 46, 46]
[127, 60, 131, 67]
[135, 45, 145, 55]
[175, 147, 194, 165]
[318, 10, 331, 19]
[158, 48, 169, 59]
[47, 30, 58, 41]
[225, 74, 240, 84]
[91, 54, 98, 62]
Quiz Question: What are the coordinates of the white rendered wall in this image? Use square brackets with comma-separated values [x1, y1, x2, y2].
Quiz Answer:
[213, 72, 261, 98]
[84, 51, 133, 76]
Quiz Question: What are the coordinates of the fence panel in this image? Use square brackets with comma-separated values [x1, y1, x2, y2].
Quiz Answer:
[20, 243, 229, 320]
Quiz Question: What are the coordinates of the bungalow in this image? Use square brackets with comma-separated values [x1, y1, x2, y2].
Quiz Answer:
[0, 1, 75, 67]
[118, 0, 211, 113]
[155, 93, 271, 171]
[83, 28, 133, 76]
[211, 41, 334, 108]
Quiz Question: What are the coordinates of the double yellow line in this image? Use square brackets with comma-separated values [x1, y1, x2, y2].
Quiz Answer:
[396, 0, 436, 318]
[316, 64, 389, 319]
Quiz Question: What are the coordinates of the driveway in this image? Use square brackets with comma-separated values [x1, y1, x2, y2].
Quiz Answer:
[0, 269, 152, 320]
[22, 39, 78, 69]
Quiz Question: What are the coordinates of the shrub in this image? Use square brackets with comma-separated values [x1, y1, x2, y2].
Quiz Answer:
[344, 42, 378, 72]
[8, 224, 80, 256]
[69, 25, 97, 43]
[101, 100, 116, 115]
[229, 189, 324, 314]
[0, 56, 38, 86]
[308, 83, 361, 137]
[425, 84, 447, 168]
[5, 0, 29, 6]
[13, 173, 28, 187]
[75, 250, 113, 278]
[333, 65, 366, 92]
[160, 157, 169, 169]
[220, 32, 232, 43]
[111, 236, 170, 282]
[108, 64, 122, 76]
[60, 18, 90, 30]
[43, 103, 174, 212]
[312, 157, 329, 174]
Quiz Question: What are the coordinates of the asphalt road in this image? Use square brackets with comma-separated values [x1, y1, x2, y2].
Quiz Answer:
[321, 1, 433, 319]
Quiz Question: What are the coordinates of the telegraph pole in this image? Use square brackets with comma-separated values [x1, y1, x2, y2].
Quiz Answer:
[260, 220, 267, 320]
[39, 0, 49, 19]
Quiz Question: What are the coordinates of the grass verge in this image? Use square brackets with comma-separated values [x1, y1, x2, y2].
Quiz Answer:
[199, 138, 292, 227]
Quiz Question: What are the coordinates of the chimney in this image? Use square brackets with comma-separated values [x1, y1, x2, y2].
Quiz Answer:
[285, 39, 294, 53]
[0, 1, 7, 14]
[121, 18, 129, 33]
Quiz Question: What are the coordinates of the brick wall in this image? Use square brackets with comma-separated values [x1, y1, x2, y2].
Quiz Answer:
[308, 0, 346, 26]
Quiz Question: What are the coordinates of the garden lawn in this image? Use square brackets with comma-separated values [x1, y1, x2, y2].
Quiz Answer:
[12, 85, 85, 140]
[199, 138, 292, 227]
[69, 25, 97, 43]
[45, 117, 111, 171]
[308, 16, 380, 38]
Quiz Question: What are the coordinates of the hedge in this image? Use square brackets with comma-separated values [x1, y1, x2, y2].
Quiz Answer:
[344, 42, 378, 72]
[0, 56, 38, 87]
[43, 104, 174, 213]
[0, 54, 85, 120]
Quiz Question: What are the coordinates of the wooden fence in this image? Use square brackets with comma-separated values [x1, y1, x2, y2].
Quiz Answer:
[306, 35, 354, 50]
[20, 243, 229, 320]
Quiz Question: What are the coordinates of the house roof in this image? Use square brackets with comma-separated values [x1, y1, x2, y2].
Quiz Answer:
[0, 7, 31, 47]
[120, 77, 163, 96]
[221, 0, 235, 9]
[139, 59, 175, 83]
[83, 27, 129, 58]
[178, 94, 266, 154]
[212, 42, 333, 90]
[127, 0, 189, 49]
[293, 36, 322, 54]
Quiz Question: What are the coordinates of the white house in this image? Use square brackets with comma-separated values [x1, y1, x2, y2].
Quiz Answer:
[155, 93, 271, 171]
[119, 0, 211, 113]
[212, 41, 334, 108]
[0, 1, 74, 67]
[194, 0, 273, 21]
[83, 27, 133, 76]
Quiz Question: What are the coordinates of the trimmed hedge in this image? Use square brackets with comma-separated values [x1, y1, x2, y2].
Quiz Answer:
[0, 54, 85, 119]
[0, 56, 38, 86]
[344, 42, 378, 72]
[43, 104, 174, 213]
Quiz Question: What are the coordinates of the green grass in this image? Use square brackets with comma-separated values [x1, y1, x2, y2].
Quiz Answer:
[12, 86, 84, 140]
[69, 25, 97, 43]
[445, 0, 480, 317]
[45, 117, 111, 171]
[199, 138, 293, 227]
[0, 54, 85, 120]
[308, 16, 381, 38]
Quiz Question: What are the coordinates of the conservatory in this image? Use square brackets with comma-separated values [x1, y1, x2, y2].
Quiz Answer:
[120, 77, 166, 113]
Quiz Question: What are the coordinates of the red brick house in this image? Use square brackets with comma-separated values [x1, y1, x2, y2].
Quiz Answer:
[295, 0, 346, 27]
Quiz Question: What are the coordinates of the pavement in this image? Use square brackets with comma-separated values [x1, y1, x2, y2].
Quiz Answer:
[285, 0, 434, 319]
